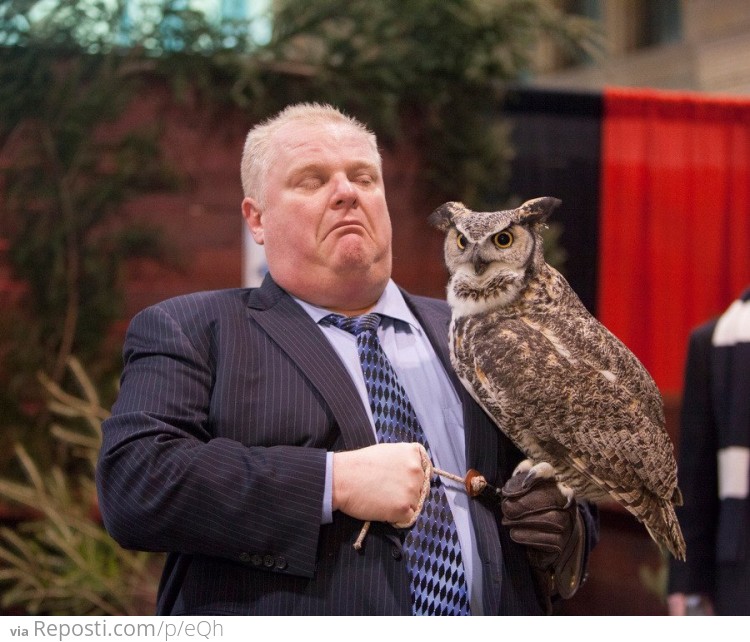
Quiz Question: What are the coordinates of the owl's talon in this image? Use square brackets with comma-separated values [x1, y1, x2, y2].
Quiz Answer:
[557, 482, 575, 508]
[512, 459, 534, 477]
[528, 461, 556, 480]
[520, 461, 556, 488]
[515, 461, 573, 502]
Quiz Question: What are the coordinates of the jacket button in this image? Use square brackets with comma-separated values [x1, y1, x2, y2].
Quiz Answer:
[275, 556, 288, 570]
[263, 554, 275, 568]
[391, 547, 402, 561]
[251, 554, 263, 566]
[239, 552, 251, 562]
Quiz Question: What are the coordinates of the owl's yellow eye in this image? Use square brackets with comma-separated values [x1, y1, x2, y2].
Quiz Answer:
[456, 233, 466, 250]
[493, 231, 514, 249]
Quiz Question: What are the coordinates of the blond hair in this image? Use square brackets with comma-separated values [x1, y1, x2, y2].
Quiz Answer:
[240, 103, 381, 206]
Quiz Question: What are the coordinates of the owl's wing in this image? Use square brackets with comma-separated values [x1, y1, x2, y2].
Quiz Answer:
[459, 314, 678, 504]
[543, 394, 678, 505]
[527, 312, 678, 500]
[537, 284, 666, 428]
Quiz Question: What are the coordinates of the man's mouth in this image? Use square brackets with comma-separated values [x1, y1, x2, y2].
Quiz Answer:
[330, 220, 367, 235]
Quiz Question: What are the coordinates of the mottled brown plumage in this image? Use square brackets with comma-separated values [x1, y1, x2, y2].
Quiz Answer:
[429, 197, 686, 560]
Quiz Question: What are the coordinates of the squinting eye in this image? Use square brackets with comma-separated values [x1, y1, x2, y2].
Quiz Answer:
[493, 231, 514, 249]
[299, 177, 322, 189]
[456, 233, 466, 250]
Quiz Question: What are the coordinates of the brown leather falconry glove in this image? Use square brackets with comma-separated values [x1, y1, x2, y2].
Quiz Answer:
[501, 471, 585, 612]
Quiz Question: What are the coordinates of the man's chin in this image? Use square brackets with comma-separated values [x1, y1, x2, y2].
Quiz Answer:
[336, 246, 393, 272]
[329, 237, 375, 268]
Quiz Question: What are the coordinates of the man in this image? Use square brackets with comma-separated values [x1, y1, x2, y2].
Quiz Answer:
[97, 103, 597, 615]
[668, 287, 750, 616]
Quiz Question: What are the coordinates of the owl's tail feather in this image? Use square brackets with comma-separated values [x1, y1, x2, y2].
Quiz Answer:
[612, 483, 687, 560]
[644, 502, 686, 561]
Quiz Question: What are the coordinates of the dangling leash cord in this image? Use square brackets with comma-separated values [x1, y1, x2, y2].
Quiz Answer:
[353, 444, 503, 550]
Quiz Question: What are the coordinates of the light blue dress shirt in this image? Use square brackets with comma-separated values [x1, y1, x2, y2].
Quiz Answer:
[294, 280, 483, 614]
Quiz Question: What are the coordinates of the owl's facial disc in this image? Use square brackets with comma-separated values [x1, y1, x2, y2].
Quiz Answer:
[445, 222, 532, 316]
[470, 230, 515, 275]
[454, 224, 518, 279]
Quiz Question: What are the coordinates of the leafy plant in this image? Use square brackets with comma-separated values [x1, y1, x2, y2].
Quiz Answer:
[0, 0, 184, 463]
[0, 43, 176, 386]
[0, 357, 160, 615]
[251, 0, 598, 206]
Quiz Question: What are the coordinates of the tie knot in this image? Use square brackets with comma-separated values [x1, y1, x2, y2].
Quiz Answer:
[323, 312, 381, 336]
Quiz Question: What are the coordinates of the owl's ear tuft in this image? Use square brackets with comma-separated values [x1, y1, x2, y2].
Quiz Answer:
[518, 197, 562, 225]
[428, 201, 463, 231]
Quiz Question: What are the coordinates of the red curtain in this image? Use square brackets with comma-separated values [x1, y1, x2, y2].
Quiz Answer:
[599, 87, 750, 394]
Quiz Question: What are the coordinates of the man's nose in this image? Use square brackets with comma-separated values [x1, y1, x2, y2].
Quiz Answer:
[330, 174, 358, 209]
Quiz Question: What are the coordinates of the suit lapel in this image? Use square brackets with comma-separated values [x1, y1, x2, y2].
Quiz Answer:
[245, 275, 376, 451]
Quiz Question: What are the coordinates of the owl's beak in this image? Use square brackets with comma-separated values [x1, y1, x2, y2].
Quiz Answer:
[472, 252, 490, 276]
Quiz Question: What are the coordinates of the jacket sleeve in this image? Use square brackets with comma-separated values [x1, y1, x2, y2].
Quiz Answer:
[96, 302, 327, 579]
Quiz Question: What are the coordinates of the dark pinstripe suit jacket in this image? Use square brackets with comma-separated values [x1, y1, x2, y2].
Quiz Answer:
[97, 274, 592, 615]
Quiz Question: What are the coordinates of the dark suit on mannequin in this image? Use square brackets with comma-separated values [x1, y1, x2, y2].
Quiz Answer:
[98, 275, 597, 615]
[668, 287, 750, 615]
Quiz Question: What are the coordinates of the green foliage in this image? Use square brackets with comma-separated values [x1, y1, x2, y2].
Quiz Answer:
[268, 0, 590, 103]
[251, 0, 598, 205]
[0, 44, 175, 376]
[0, 357, 160, 615]
[0, 1, 185, 446]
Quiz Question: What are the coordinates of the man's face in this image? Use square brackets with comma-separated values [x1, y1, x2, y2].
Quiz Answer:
[243, 120, 393, 309]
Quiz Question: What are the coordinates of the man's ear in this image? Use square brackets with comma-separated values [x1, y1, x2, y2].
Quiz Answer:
[242, 197, 265, 245]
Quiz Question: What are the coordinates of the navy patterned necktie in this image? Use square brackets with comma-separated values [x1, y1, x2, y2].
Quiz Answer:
[322, 312, 470, 616]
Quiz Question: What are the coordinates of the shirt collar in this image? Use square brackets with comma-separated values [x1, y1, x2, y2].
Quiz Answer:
[293, 280, 422, 333]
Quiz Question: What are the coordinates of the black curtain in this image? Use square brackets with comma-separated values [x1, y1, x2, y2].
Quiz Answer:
[503, 87, 603, 314]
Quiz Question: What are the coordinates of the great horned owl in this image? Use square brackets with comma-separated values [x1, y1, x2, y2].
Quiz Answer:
[428, 197, 686, 560]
